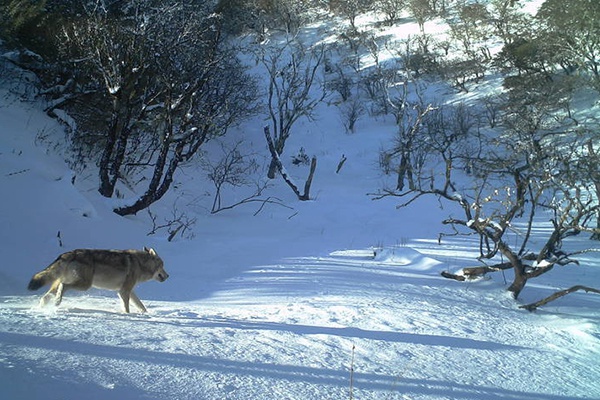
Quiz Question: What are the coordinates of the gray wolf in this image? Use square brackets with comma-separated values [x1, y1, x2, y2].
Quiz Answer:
[28, 247, 168, 313]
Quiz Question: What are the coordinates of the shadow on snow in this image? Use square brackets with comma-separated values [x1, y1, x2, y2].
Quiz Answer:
[0, 330, 588, 400]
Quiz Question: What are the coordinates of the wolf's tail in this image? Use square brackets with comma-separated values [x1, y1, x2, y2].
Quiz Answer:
[28, 271, 51, 291]
[27, 261, 58, 291]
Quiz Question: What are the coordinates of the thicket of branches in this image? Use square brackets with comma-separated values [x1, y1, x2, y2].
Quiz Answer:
[365, 0, 600, 302]
[1, 0, 259, 216]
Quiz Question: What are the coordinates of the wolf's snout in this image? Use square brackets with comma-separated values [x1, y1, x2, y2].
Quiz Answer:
[157, 272, 169, 282]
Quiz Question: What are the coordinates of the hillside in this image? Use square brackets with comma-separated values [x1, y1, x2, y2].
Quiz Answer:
[1, 1, 600, 399]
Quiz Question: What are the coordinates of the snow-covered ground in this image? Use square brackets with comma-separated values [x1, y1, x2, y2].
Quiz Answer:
[1, 3, 600, 399]
[2, 247, 599, 400]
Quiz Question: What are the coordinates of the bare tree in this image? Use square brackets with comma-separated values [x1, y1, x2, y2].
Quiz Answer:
[147, 205, 196, 242]
[59, 8, 153, 198]
[375, 0, 405, 26]
[406, 0, 436, 33]
[442, 57, 486, 92]
[330, 0, 372, 31]
[201, 140, 276, 214]
[264, 126, 317, 201]
[487, 0, 532, 45]
[536, 0, 600, 88]
[340, 96, 365, 133]
[374, 93, 600, 303]
[449, 2, 492, 58]
[57, 1, 258, 215]
[260, 37, 325, 179]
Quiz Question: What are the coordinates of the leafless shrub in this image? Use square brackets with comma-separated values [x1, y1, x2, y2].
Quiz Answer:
[442, 57, 486, 92]
[147, 206, 196, 242]
[482, 94, 503, 128]
[202, 141, 261, 214]
[340, 97, 365, 133]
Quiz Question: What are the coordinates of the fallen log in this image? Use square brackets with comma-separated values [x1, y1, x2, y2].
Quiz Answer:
[463, 263, 512, 278]
[441, 262, 513, 281]
[441, 271, 466, 281]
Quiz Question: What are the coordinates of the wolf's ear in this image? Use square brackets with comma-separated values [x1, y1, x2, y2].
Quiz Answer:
[144, 247, 157, 256]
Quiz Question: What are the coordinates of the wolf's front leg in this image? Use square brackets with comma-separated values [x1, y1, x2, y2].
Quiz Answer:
[40, 291, 54, 307]
[129, 291, 147, 313]
[54, 282, 65, 306]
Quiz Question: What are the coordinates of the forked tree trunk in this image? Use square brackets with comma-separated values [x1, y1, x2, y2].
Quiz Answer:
[264, 126, 317, 201]
[267, 134, 286, 179]
[113, 140, 183, 216]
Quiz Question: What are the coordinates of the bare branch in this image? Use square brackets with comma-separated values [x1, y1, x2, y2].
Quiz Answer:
[520, 286, 600, 311]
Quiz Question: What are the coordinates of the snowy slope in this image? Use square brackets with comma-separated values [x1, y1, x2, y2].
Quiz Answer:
[2, 79, 600, 400]
[1, 3, 600, 399]
[2, 247, 599, 400]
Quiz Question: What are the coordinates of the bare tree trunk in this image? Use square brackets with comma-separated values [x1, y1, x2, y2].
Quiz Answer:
[267, 135, 285, 179]
[98, 136, 118, 197]
[507, 269, 528, 299]
[264, 126, 316, 201]
[113, 140, 182, 216]
[98, 114, 121, 197]
[397, 154, 410, 191]
[301, 157, 317, 201]
[98, 96, 133, 198]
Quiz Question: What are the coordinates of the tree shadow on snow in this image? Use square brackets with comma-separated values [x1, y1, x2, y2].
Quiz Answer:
[150, 313, 523, 352]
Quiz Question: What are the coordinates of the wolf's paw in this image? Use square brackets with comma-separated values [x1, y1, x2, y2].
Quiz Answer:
[39, 294, 56, 307]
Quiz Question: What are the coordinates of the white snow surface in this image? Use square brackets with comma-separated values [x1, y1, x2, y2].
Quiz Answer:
[1, 4, 600, 399]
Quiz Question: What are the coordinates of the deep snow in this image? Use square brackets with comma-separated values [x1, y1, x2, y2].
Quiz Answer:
[1, 2, 600, 399]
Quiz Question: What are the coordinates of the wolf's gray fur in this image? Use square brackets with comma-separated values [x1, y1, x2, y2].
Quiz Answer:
[28, 247, 168, 313]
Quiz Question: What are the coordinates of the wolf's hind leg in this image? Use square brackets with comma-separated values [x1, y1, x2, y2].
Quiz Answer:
[54, 282, 65, 306]
[129, 291, 147, 313]
[118, 291, 131, 313]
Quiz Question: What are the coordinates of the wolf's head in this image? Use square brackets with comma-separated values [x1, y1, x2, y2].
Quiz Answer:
[144, 247, 169, 282]
[154, 265, 169, 282]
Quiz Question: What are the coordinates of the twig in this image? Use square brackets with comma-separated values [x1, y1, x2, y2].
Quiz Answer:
[5, 168, 30, 177]
[336, 154, 347, 174]
[252, 196, 293, 216]
[349, 344, 356, 400]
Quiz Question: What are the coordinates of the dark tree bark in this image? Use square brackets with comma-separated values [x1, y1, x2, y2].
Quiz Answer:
[98, 127, 119, 197]
[264, 125, 316, 201]
[113, 140, 184, 216]
[98, 98, 134, 198]
[520, 286, 600, 311]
